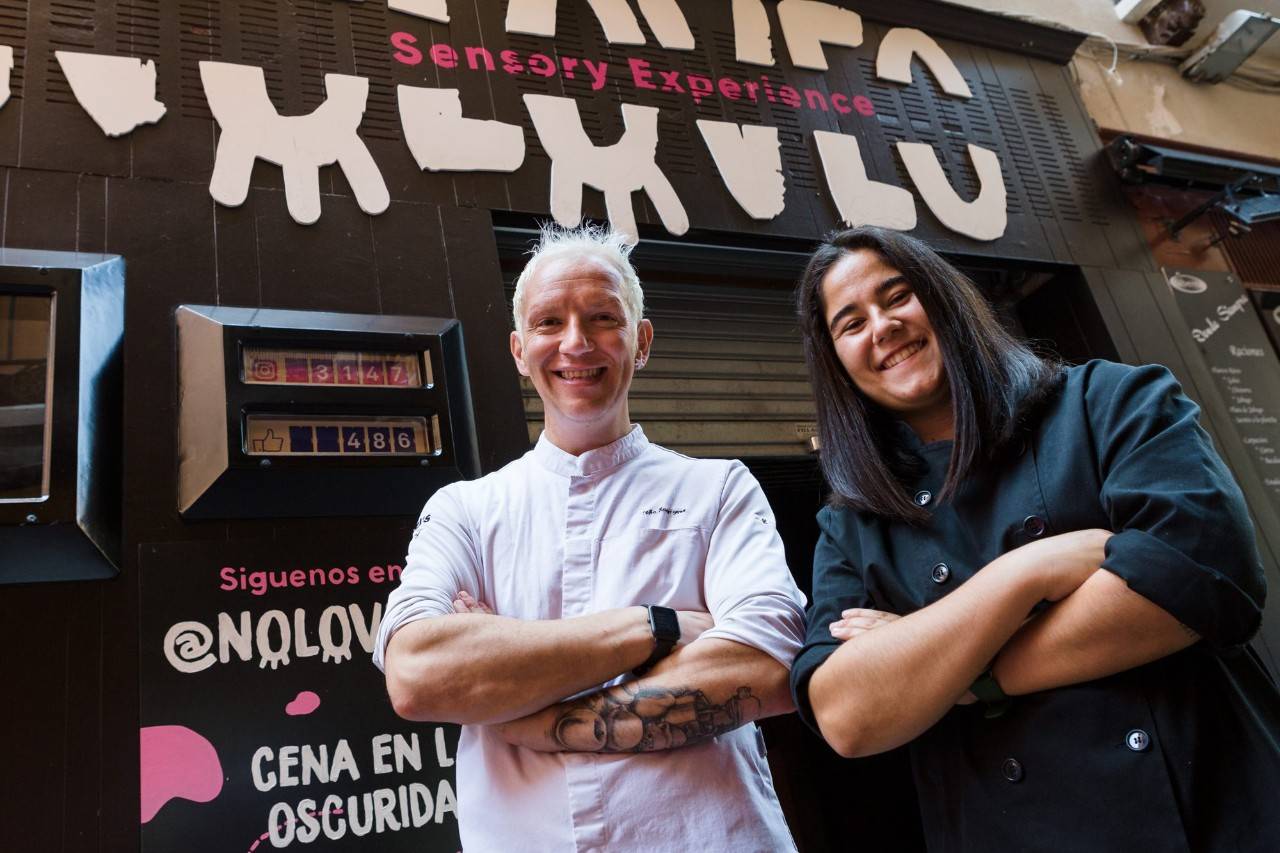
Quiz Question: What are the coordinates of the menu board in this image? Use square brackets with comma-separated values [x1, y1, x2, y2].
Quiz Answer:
[139, 541, 460, 853]
[1249, 289, 1280, 361]
[1165, 269, 1280, 516]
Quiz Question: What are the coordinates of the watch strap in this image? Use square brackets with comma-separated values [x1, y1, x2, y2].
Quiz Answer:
[969, 668, 1011, 719]
[634, 605, 680, 676]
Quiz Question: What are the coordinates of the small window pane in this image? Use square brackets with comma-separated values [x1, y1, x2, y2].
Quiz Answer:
[0, 294, 53, 501]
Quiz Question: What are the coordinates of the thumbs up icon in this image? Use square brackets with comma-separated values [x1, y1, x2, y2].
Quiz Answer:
[251, 429, 285, 453]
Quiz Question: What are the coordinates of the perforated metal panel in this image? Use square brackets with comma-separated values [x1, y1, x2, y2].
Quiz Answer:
[237, 1, 283, 101]
[0, 1, 26, 100]
[296, 1, 339, 112]
[348, 0, 399, 141]
[11, 0, 1124, 261]
[1214, 212, 1280, 287]
[117, 0, 161, 59]
[46, 1, 95, 105]
[177, 2, 220, 121]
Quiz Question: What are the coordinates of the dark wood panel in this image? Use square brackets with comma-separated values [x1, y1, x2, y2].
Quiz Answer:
[77, 173, 108, 253]
[61, 581, 106, 853]
[212, 201, 264, 307]
[131, 117, 216, 187]
[1036, 217, 1074, 264]
[1080, 267, 1140, 365]
[440, 205, 528, 471]
[252, 189, 378, 313]
[107, 175, 221, 544]
[371, 200, 454, 318]
[368, 136, 458, 207]
[3, 167, 80, 249]
[0, 582, 73, 851]
[21, 100, 135, 177]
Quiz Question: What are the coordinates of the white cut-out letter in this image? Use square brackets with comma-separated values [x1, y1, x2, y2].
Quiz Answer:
[56, 51, 166, 137]
[200, 62, 389, 226]
[0, 46, 12, 110]
[733, 0, 774, 66]
[777, 0, 863, 71]
[506, 0, 693, 49]
[507, 0, 644, 43]
[814, 131, 916, 231]
[897, 142, 1006, 241]
[637, 0, 695, 50]
[696, 120, 784, 220]
[398, 87, 525, 172]
[877, 28, 972, 98]
[389, 0, 449, 23]
[524, 94, 688, 244]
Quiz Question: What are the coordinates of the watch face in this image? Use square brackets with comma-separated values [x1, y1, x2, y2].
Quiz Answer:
[650, 605, 681, 642]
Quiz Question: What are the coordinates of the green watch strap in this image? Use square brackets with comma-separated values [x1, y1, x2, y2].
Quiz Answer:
[969, 669, 1011, 719]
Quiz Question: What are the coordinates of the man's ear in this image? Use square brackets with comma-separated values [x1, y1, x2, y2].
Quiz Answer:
[634, 319, 654, 368]
[510, 330, 531, 376]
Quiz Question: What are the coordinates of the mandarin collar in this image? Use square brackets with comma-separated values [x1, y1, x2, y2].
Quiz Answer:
[890, 418, 952, 455]
[532, 425, 649, 477]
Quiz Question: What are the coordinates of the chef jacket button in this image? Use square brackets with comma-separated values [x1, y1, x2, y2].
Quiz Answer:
[1023, 515, 1046, 537]
[1002, 757, 1024, 783]
[914, 490, 932, 506]
[930, 562, 950, 584]
[1126, 729, 1151, 752]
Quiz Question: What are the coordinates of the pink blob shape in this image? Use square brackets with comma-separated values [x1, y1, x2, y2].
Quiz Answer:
[139, 725, 224, 823]
[285, 690, 321, 716]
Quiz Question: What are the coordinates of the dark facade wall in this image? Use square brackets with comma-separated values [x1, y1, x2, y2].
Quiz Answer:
[4, 2, 1267, 851]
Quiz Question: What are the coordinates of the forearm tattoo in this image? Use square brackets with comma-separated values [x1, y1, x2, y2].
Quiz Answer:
[550, 682, 762, 752]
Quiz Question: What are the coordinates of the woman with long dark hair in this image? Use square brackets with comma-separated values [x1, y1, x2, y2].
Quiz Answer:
[790, 226, 1280, 851]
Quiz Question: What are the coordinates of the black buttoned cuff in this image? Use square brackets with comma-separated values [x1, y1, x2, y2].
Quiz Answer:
[1103, 528, 1263, 649]
[789, 642, 837, 735]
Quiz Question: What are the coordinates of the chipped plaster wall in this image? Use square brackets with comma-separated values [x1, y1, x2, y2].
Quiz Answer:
[947, 0, 1280, 161]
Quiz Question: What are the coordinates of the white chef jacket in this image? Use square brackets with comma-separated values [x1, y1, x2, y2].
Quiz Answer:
[373, 425, 806, 853]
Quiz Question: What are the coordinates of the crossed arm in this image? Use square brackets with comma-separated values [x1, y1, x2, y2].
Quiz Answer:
[385, 592, 793, 748]
[806, 366, 1271, 758]
[810, 530, 1199, 758]
[385, 460, 804, 749]
[384, 601, 658, 725]
[489, 635, 792, 753]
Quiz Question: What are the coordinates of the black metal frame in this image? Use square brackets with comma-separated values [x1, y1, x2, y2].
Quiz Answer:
[176, 306, 480, 520]
[1106, 136, 1280, 238]
[0, 252, 124, 584]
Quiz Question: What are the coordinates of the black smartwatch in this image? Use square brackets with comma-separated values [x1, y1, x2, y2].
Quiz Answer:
[634, 605, 680, 676]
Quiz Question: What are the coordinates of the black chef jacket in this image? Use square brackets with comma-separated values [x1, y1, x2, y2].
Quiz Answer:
[791, 360, 1280, 852]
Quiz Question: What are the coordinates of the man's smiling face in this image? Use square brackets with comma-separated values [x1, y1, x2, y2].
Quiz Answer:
[510, 256, 653, 455]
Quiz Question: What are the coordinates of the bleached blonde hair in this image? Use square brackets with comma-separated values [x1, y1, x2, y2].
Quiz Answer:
[511, 222, 645, 332]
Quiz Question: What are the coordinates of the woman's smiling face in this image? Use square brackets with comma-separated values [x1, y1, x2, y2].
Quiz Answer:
[821, 248, 952, 439]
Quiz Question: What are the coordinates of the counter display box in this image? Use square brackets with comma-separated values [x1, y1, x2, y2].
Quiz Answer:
[177, 306, 479, 519]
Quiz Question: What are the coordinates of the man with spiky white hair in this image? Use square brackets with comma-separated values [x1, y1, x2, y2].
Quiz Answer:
[374, 223, 805, 852]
